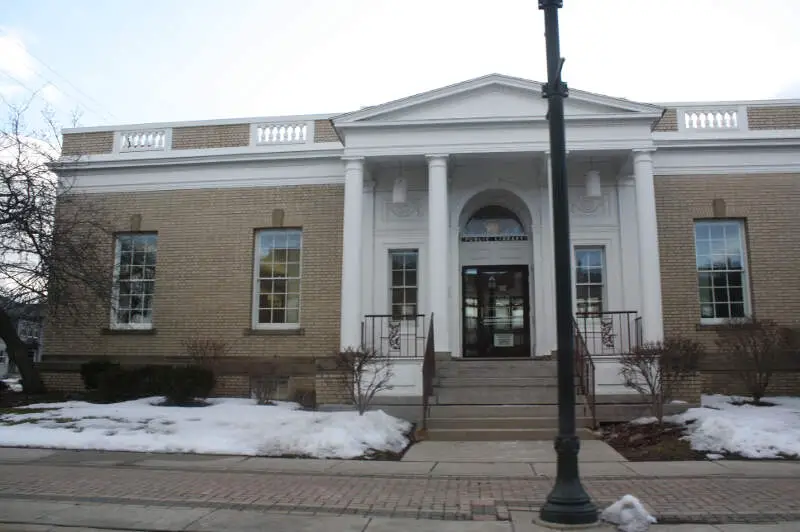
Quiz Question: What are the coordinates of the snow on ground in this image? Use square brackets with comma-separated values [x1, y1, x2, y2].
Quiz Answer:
[2, 378, 22, 392]
[0, 398, 412, 459]
[669, 394, 800, 459]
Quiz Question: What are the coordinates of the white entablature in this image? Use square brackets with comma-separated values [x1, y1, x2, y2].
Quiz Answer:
[332, 74, 663, 157]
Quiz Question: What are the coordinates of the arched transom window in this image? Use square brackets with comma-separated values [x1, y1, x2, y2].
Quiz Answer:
[462, 205, 527, 242]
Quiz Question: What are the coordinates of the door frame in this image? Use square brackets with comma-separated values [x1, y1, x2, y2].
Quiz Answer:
[461, 264, 531, 358]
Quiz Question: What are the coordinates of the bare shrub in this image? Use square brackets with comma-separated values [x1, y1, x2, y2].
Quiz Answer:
[715, 319, 798, 404]
[334, 347, 393, 415]
[181, 336, 231, 369]
[619, 337, 704, 423]
[250, 375, 281, 405]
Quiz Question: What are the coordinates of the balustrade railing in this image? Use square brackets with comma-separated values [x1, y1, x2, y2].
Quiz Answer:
[575, 310, 641, 356]
[254, 122, 310, 145]
[118, 129, 169, 152]
[678, 107, 746, 131]
[572, 315, 596, 427]
[421, 313, 435, 432]
[361, 314, 426, 359]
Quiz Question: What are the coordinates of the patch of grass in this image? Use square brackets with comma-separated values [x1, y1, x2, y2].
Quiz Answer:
[728, 399, 776, 407]
[0, 407, 55, 415]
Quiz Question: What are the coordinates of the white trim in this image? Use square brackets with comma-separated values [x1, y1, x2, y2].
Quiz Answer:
[62, 113, 340, 134]
[336, 113, 663, 130]
[334, 73, 664, 123]
[109, 233, 157, 331]
[251, 228, 304, 331]
[653, 145, 800, 176]
[694, 219, 751, 325]
[55, 146, 344, 171]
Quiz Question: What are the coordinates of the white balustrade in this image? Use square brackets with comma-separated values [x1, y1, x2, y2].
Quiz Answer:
[679, 108, 744, 131]
[118, 129, 169, 152]
[255, 122, 309, 145]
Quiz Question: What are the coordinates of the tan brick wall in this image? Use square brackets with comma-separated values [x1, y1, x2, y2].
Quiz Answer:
[313, 120, 339, 143]
[61, 132, 114, 156]
[43, 185, 345, 392]
[653, 109, 678, 132]
[702, 371, 800, 398]
[747, 106, 800, 130]
[655, 173, 800, 394]
[315, 372, 350, 404]
[172, 124, 250, 150]
[41, 372, 85, 392]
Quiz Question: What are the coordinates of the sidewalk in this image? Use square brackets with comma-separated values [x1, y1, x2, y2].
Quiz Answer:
[1, 499, 799, 531]
[1, 446, 799, 526]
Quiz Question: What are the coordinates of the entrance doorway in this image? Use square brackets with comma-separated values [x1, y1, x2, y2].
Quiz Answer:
[462, 265, 531, 357]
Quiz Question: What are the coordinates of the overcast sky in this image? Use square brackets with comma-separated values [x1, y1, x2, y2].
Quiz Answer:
[2, 0, 800, 128]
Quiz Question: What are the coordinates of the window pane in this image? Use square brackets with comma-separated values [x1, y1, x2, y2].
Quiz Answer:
[392, 270, 403, 286]
[254, 229, 303, 326]
[405, 269, 417, 286]
[113, 234, 157, 327]
[694, 220, 748, 320]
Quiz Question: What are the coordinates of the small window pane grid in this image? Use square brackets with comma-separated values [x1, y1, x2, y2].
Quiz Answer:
[255, 229, 302, 326]
[695, 220, 748, 321]
[112, 234, 157, 328]
[389, 250, 418, 321]
[575, 247, 604, 314]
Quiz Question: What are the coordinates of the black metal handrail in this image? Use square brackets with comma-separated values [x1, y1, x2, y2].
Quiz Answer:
[361, 314, 426, 358]
[420, 313, 435, 432]
[572, 316, 596, 427]
[575, 310, 641, 356]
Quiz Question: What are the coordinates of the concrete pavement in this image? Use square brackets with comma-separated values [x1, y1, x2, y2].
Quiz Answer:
[0, 447, 799, 527]
[1, 500, 800, 531]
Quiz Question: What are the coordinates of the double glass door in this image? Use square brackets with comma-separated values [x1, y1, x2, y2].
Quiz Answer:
[462, 265, 530, 358]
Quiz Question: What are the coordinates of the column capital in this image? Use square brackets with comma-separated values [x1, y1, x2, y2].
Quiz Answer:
[632, 148, 656, 161]
[425, 154, 449, 165]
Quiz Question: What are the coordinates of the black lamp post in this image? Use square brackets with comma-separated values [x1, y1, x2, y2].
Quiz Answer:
[538, 0, 599, 525]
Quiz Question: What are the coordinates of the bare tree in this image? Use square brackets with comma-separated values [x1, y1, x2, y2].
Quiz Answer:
[619, 337, 704, 423]
[716, 318, 798, 404]
[334, 347, 393, 415]
[1, 96, 113, 393]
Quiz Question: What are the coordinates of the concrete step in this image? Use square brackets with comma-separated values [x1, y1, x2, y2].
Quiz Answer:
[425, 416, 593, 430]
[435, 377, 562, 387]
[428, 404, 562, 418]
[434, 386, 561, 404]
[425, 427, 599, 441]
[437, 367, 559, 379]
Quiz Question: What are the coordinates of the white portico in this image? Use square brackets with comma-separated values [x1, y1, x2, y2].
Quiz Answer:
[334, 74, 665, 368]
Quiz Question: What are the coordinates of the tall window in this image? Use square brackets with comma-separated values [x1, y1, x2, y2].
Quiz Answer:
[575, 247, 605, 314]
[112, 233, 157, 328]
[389, 250, 418, 320]
[254, 228, 302, 327]
[694, 220, 749, 322]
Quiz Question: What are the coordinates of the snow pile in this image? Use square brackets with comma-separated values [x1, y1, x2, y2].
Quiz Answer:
[600, 494, 656, 532]
[0, 398, 411, 459]
[1, 378, 22, 392]
[670, 394, 800, 459]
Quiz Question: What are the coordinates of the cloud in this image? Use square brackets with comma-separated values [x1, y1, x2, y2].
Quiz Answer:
[41, 84, 61, 103]
[0, 33, 36, 81]
[774, 81, 800, 99]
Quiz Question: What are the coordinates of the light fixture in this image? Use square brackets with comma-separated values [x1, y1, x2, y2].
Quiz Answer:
[585, 168, 601, 198]
[392, 162, 408, 204]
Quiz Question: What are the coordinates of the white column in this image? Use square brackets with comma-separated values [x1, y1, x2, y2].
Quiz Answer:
[426, 154, 450, 353]
[633, 149, 664, 343]
[340, 156, 365, 350]
[538, 152, 558, 356]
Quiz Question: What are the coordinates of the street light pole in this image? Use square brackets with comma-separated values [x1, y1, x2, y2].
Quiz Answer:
[538, 0, 598, 525]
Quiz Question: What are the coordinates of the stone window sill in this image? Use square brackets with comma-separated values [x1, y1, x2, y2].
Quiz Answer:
[101, 328, 157, 335]
[244, 327, 305, 336]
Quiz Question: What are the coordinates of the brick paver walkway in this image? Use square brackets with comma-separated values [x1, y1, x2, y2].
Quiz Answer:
[1, 463, 799, 524]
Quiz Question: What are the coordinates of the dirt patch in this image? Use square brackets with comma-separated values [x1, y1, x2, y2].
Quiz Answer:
[601, 421, 708, 461]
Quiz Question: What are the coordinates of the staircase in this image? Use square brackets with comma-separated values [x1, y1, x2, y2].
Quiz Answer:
[424, 358, 596, 441]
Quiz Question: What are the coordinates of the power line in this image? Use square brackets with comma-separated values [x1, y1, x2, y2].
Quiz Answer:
[0, 29, 118, 123]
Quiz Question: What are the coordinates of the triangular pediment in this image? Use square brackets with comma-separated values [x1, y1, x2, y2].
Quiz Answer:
[334, 74, 663, 124]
